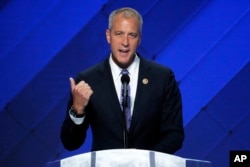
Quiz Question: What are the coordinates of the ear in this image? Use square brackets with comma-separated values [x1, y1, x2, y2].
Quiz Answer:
[106, 29, 111, 44]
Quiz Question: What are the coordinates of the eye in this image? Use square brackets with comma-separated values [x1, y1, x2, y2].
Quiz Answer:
[129, 33, 138, 38]
[114, 31, 123, 36]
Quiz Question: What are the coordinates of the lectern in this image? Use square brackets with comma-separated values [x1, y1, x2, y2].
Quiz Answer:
[46, 149, 211, 167]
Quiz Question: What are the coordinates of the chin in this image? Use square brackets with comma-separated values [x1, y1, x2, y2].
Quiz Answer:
[117, 61, 129, 69]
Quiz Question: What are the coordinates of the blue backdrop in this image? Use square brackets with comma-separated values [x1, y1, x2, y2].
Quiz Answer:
[0, 0, 249, 167]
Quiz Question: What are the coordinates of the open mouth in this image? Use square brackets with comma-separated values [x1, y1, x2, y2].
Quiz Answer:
[119, 49, 129, 54]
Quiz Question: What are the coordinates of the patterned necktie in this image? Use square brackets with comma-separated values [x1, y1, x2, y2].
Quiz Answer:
[120, 69, 131, 131]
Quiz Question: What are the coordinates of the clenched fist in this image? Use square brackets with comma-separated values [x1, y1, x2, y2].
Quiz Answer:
[69, 77, 93, 115]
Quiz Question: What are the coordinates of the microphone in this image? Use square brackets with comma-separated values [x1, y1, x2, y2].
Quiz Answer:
[121, 74, 130, 108]
[121, 73, 130, 148]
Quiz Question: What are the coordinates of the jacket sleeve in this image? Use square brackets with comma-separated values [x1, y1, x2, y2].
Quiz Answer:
[60, 71, 91, 151]
[60, 96, 90, 151]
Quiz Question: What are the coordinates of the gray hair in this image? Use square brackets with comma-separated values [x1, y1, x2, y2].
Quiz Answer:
[108, 7, 143, 33]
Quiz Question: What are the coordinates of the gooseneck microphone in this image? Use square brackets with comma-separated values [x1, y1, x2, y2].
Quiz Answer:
[121, 73, 130, 148]
[121, 74, 130, 108]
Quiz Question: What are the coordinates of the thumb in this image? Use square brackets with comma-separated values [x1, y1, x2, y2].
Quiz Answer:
[69, 77, 76, 92]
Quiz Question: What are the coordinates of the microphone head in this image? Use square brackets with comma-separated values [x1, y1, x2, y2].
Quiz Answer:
[121, 74, 130, 84]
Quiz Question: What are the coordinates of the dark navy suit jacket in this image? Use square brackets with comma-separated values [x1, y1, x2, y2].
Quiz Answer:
[61, 56, 184, 154]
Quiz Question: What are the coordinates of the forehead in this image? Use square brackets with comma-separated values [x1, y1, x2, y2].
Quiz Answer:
[111, 14, 140, 31]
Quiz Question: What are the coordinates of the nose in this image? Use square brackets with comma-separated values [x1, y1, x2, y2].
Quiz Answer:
[122, 35, 129, 47]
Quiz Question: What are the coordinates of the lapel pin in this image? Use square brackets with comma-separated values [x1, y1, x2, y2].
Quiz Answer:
[142, 78, 149, 85]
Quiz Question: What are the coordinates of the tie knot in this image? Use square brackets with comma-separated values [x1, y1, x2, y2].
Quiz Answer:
[121, 69, 129, 75]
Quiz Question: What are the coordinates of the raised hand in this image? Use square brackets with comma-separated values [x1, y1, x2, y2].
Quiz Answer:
[69, 77, 93, 114]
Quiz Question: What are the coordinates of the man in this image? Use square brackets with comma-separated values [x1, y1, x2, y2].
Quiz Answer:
[61, 7, 184, 154]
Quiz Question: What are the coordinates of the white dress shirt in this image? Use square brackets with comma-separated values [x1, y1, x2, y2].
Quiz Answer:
[109, 54, 140, 114]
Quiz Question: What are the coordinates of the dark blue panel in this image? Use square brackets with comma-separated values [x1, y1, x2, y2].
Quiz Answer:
[232, 114, 250, 149]
[58, 10, 110, 70]
[0, 111, 27, 160]
[204, 137, 243, 167]
[176, 110, 226, 159]
[5, 78, 67, 130]
[140, 0, 207, 58]
[178, 63, 250, 166]
[0, 0, 9, 9]
[0, 0, 107, 111]
[45, 160, 60, 167]
[207, 62, 250, 130]
[0, 134, 53, 167]
[186, 159, 211, 167]
[34, 97, 68, 154]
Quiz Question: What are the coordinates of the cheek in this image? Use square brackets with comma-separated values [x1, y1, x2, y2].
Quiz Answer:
[131, 41, 140, 49]
[110, 38, 121, 47]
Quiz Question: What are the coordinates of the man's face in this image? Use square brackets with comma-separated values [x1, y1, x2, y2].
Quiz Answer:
[106, 14, 141, 69]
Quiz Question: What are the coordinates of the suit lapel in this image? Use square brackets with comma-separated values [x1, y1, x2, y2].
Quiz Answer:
[97, 59, 124, 123]
[130, 58, 151, 129]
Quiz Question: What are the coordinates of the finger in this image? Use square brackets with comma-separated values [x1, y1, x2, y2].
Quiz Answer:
[86, 90, 93, 99]
[69, 77, 76, 92]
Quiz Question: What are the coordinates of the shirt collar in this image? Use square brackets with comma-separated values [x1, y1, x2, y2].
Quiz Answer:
[109, 54, 140, 80]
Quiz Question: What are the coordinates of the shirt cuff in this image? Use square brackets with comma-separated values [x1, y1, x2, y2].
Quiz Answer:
[69, 111, 85, 125]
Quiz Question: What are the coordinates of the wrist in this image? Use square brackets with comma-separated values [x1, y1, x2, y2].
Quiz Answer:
[69, 106, 85, 118]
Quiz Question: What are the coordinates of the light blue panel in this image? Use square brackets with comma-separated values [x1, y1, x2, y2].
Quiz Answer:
[139, 0, 207, 58]
[0, 0, 60, 59]
[180, 10, 250, 124]
[154, 0, 250, 124]
[0, 0, 108, 110]
[155, 0, 250, 80]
